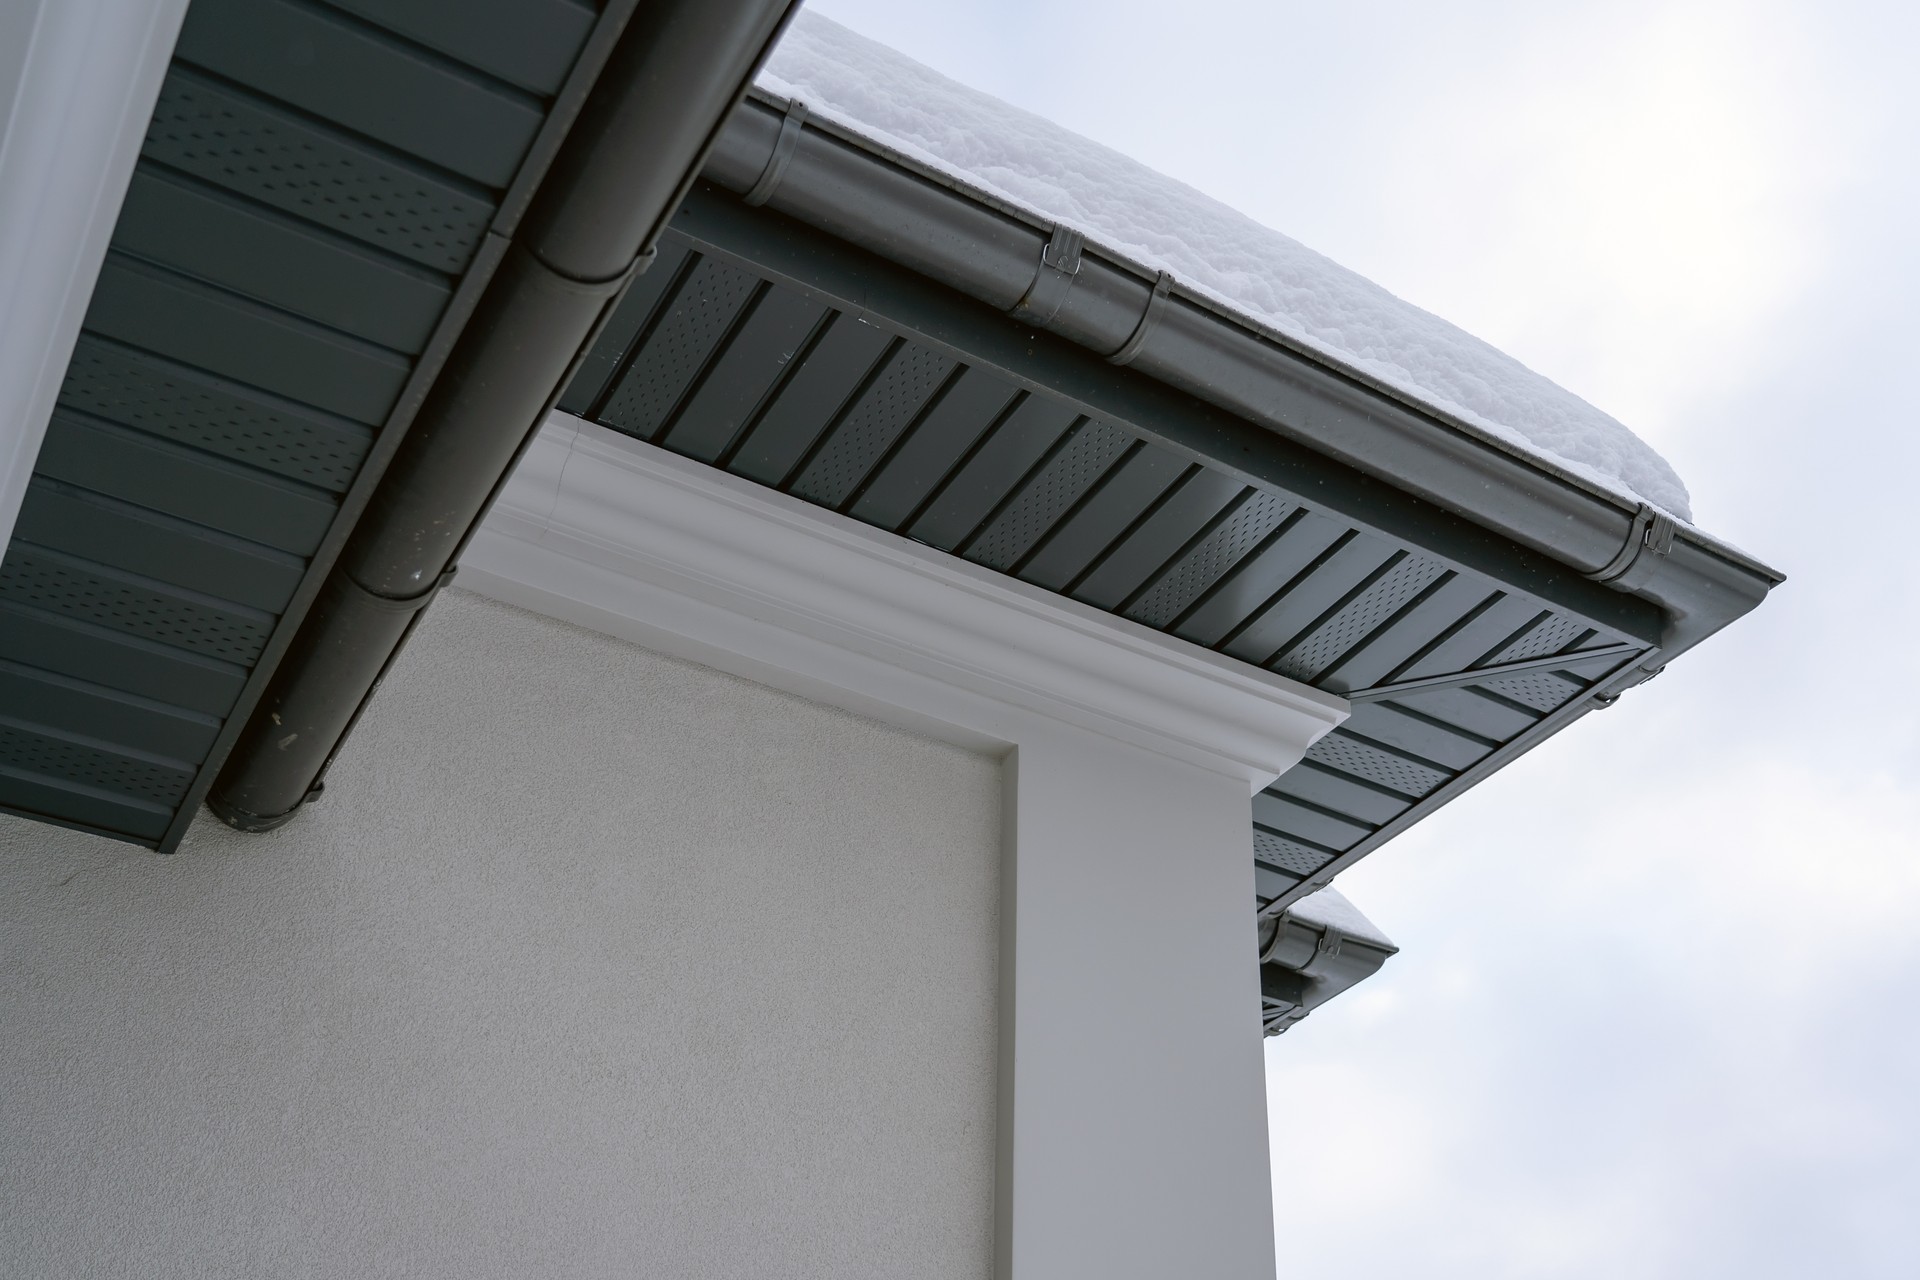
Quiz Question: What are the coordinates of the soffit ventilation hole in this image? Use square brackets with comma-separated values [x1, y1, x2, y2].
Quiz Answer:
[62, 341, 367, 491]
[0, 552, 271, 663]
[795, 345, 957, 506]
[1273, 554, 1447, 683]
[602, 258, 760, 439]
[1128, 491, 1293, 628]
[1488, 613, 1589, 664]
[0, 721, 191, 805]
[1303, 733, 1449, 798]
[967, 421, 1133, 571]
[1253, 829, 1336, 878]
[1475, 671, 1582, 713]
[143, 78, 490, 274]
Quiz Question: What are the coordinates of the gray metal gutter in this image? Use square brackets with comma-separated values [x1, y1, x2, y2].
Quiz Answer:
[1257, 893, 1397, 1036]
[701, 94, 1783, 691]
[206, 1, 802, 831]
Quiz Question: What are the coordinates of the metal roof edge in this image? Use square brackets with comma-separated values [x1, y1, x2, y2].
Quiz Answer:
[702, 94, 1782, 675]
[666, 185, 1667, 650]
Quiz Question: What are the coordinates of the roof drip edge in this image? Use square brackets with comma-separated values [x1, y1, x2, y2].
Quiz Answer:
[700, 94, 1781, 673]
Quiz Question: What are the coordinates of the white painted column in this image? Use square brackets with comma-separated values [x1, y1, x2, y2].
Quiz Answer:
[460, 416, 1345, 1278]
[999, 728, 1276, 1279]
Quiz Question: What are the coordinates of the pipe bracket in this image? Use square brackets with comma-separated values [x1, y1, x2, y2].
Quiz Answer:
[1009, 223, 1083, 325]
[1586, 501, 1677, 584]
[1297, 925, 1347, 981]
[744, 98, 809, 207]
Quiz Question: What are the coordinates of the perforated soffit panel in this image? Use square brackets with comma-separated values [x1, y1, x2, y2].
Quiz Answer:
[557, 185, 1669, 913]
[4, 5, 1664, 912]
[0, 0, 618, 848]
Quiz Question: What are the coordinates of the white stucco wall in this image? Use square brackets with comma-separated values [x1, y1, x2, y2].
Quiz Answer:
[0, 590, 1002, 1279]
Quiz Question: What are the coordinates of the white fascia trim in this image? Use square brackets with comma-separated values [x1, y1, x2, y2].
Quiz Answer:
[462, 413, 1347, 790]
[0, 0, 190, 552]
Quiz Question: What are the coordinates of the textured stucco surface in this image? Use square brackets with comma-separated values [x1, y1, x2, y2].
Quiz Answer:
[0, 589, 1001, 1279]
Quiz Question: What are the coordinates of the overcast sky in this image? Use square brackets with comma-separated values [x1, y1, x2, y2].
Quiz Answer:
[805, 2, 1918, 1274]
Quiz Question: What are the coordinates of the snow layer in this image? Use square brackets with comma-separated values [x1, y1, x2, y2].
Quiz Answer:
[758, 13, 1691, 520]
[1286, 886, 1396, 953]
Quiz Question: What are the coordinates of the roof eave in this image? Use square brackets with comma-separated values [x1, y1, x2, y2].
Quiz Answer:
[703, 94, 1782, 678]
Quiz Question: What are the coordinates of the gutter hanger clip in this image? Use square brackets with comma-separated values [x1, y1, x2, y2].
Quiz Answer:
[1587, 501, 1677, 584]
[744, 99, 809, 207]
[1010, 223, 1083, 325]
[1109, 269, 1173, 366]
[1298, 925, 1346, 982]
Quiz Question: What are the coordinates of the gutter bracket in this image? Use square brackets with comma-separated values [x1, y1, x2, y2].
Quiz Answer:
[1586, 501, 1677, 584]
[1108, 269, 1174, 366]
[743, 98, 809, 207]
[1010, 223, 1083, 325]
[1591, 660, 1663, 709]
[1298, 925, 1346, 982]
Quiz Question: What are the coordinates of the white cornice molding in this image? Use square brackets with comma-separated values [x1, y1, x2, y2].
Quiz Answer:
[462, 413, 1346, 789]
[0, 0, 190, 553]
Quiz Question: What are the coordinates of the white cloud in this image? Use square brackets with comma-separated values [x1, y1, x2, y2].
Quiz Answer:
[1356, 0, 1857, 443]
[1270, 672, 1920, 1277]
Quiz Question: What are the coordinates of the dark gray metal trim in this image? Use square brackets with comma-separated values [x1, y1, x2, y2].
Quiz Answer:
[146, 226, 512, 853]
[1258, 645, 1648, 919]
[668, 185, 1667, 649]
[204, 0, 803, 834]
[1342, 641, 1640, 703]
[140, 2, 653, 853]
[578, 192, 1688, 928]
[700, 94, 1782, 681]
[521, 5, 802, 284]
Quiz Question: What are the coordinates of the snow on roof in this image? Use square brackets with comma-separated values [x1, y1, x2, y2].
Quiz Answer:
[1286, 886, 1396, 953]
[758, 13, 1692, 520]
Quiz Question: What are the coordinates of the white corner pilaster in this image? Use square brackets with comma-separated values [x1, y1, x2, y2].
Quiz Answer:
[996, 725, 1284, 1277]
[462, 414, 1347, 1277]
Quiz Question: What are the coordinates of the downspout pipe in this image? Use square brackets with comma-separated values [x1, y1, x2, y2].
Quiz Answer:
[702, 96, 1783, 685]
[208, 0, 800, 832]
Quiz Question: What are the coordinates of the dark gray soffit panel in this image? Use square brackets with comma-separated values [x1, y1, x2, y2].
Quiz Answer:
[557, 184, 1663, 911]
[0, 0, 630, 847]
